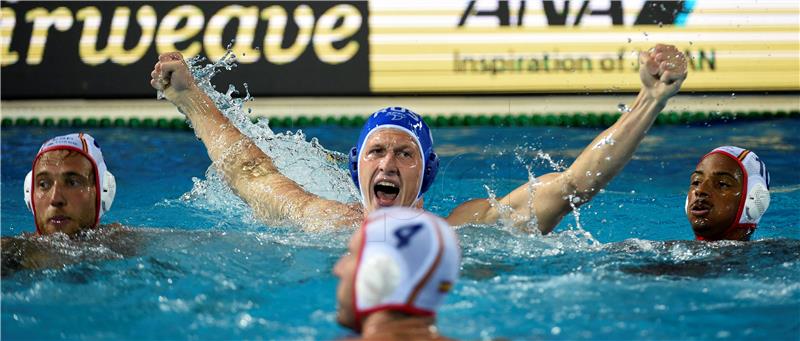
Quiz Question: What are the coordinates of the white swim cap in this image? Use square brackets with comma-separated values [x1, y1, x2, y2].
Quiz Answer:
[687, 146, 770, 240]
[352, 207, 460, 328]
[24, 133, 116, 234]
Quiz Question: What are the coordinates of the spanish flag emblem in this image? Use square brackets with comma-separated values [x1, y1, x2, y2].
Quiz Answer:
[438, 281, 452, 293]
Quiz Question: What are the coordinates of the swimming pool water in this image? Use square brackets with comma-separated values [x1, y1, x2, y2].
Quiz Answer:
[2, 117, 799, 340]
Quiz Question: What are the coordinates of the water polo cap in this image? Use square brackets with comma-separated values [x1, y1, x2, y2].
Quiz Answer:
[349, 107, 439, 201]
[686, 146, 770, 241]
[24, 133, 117, 234]
[352, 207, 460, 331]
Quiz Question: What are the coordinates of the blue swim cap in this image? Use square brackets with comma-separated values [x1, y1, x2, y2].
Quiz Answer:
[349, 107, 439, 199]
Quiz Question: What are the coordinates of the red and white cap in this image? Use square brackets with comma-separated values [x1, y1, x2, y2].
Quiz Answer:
[24, 133, 116, 234]
[688, 146, 770, 240]
[352, 207, 460, 330]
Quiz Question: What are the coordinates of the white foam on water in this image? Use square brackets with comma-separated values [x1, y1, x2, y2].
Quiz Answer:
[168, 50, 359, 229]
[473, 144, 600, 252]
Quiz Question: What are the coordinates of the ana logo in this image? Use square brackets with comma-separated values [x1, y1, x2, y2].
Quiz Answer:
[458, 0, 693, 27]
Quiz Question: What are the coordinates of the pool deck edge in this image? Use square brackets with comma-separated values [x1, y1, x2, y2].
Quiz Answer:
[2, 95, 798, 121]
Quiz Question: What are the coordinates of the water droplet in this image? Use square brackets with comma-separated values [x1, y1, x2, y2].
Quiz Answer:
[551, 326, 562, 335]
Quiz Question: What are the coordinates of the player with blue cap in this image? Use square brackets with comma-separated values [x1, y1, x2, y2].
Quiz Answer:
[151, 43, 688, 234]
[349, 106, 439, 211]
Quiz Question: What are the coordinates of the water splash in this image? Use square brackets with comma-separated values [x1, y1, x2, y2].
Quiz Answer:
[474, 144, 600, 248]
[170, 50, 359, 225]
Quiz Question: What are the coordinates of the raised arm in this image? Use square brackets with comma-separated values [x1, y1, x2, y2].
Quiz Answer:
[447, 44, 688, 233]
[150, 52, 361, 230]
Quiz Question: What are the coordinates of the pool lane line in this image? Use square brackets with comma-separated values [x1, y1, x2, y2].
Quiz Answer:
[2, 110, 798, 129]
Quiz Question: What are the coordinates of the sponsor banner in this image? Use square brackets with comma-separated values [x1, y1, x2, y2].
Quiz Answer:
[369, 0, 800, 93]
[1, 1, 797, 98]
[0, 1, 369, 99]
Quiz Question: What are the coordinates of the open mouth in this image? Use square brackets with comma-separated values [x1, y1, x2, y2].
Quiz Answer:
[48, 215, 72, 227]
[374, 181, 400, 207]
[690, 200, 711, 217]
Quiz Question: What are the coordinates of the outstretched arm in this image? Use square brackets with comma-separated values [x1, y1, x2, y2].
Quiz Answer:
[150, 53, 361, 230]
[447, 44, 688, 233]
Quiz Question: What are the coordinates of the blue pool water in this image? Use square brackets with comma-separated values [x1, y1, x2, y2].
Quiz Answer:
[2, 117, 799, 340]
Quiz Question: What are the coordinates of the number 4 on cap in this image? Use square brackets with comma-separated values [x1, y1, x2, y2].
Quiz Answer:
[394, 224, 423, 248]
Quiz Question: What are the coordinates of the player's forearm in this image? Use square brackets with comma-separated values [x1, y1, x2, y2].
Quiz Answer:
[173, 90, 237, 158]
[174, 89, 281, 190]
[567, 90, 666, 203]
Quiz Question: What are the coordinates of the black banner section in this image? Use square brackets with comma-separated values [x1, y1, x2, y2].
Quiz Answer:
[0, 1, 370, 99]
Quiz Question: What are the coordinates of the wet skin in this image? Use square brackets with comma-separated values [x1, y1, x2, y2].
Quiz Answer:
[358, 128, 424, 213]
[686, 153, 744, 240]
[33, 150, 97, 236]
[333, 228, 363, 328]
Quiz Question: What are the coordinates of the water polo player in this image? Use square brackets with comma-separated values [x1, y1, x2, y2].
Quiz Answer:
[687, 146, 771, 241]
[23, 133, 117, 236]
[2, 133, 121, 275]
[150, 43, 688, 233]
[333, 207, 460, 339]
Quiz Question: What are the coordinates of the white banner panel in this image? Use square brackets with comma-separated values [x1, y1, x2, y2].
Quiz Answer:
[369, 0, 800, 93]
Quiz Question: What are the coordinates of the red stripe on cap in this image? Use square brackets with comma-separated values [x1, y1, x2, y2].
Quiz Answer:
[77, 133, 101, 225]
[695, 150, 750, 241]
[352, 215, 372, 332]
[407, 217, 445, 305]
[358, 304, 435, 319]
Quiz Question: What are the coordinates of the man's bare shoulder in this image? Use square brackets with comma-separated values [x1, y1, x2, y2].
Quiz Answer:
[1, 224, 142, 277]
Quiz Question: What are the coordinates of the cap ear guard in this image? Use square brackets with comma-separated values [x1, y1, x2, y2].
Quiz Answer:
[743, 182, 770, 224]
[24, 171, 33, 213]
[349, 147, 360, 189]
[355, 251, 402, 309]
[420, 152, 439, 195]
[100, 171, 116, 217]
[684, 194, 689, 216]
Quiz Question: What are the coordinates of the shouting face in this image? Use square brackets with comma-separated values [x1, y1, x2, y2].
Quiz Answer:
[357, 128, 423, 213]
